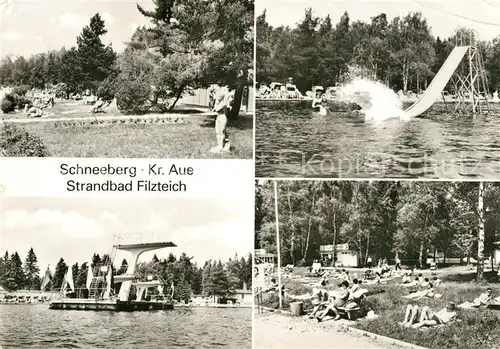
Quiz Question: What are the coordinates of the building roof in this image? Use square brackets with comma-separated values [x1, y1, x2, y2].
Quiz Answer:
[320, 243, 354, 252]
[256, 254, 275, 258]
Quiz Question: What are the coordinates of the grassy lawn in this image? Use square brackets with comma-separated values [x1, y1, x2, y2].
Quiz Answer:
[258, 267, 500, 349]
[1, 98, 253, 158]
[14, 114, 253, 158]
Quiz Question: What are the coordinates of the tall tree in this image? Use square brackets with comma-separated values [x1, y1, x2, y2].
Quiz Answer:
[4, 252, 25, 290]
[52, 258, 68, 290]
[24, 248, 40, 290]
[477, 182, 485, 281]
[122, 0, 219, 112]
[76, 13, 117, 93]
[71, 262, 79, 282]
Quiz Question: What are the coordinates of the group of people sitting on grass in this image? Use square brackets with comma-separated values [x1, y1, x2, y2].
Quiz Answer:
[23, 94, 55, 118]
[307, 279, 368, 322]
[309, 268, 351, 280]
[400, 273, 443, 299]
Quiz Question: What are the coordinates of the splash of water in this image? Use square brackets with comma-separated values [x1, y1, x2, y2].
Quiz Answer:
[336, 79, 408, 121]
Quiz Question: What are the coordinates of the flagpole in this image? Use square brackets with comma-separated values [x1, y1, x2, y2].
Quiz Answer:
[0, 185, 4, 256]
[274, 181, 282, 310]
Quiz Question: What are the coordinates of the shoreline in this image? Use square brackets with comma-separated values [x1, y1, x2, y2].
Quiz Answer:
[0, 302, 252, 309]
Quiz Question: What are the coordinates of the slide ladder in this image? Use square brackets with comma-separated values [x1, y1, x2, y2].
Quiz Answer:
[404, 46, 469, 118]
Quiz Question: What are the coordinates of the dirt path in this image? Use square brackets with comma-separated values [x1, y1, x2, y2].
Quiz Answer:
[254, 313, 407, 349]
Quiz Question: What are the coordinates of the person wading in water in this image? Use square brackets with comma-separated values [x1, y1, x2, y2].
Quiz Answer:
[312, 88, 327, 115]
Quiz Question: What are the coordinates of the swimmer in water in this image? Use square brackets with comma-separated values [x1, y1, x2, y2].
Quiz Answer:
[312, 89, 327, 115]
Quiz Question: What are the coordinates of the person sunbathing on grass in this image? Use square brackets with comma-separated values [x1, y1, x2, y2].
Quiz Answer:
[316, 281, 350, 322]
[458, 288, 492, 308]
[432, 276, 442, 287]
[338, 269, 348, 281]
[26, 104, 47, 118]
[317, 276, 328, 287]
[401, 276, 419, 288]
[410, 302, 457, 329]
[402, 273, 412, 284]
[403, 282, 435, 299]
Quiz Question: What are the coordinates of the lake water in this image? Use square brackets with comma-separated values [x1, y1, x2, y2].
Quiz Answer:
[255, 101, 500, 178]
[0, 304, 252, 349]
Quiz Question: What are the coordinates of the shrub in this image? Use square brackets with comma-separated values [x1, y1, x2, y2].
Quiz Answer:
[12, 93, 31, 108]
[97, 76, 117, 102]
[54, 83, 69, 98]
[1, 94, 16, 113]
[12, 85, 29, 96]
[115, 78, 153, 115]
[115, 49, 156, 114]
[0, 123, 49, 157]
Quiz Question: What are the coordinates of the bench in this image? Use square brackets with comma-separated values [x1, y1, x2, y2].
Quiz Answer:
[337, 295, 365, 320]
[337, 304, 362, 320]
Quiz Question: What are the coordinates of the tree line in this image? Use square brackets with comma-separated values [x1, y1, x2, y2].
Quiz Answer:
[0, 13, 116, 98]
[0, 0, 254, 117]
[256, 9, 500, 94]
[255, 181, 500, 281]
[0, 248, 253, 302]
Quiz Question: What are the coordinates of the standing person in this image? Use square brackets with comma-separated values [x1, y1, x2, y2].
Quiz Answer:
[395, 256, 401, 271]
[211, 87, 233, 153]
[367, 256, 372, 268]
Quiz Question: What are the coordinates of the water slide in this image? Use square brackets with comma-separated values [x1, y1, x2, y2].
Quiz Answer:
[404, 46, 469, 118]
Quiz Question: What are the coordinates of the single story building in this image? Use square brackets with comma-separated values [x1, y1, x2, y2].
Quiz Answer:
[234, 289, 252, 307]
[255, 249, 276, 265]
[319, 243, 359, 267]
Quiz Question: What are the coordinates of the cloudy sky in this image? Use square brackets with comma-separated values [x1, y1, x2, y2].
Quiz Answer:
[258, 0, 500, 41]
[0, 196, 253, 273]
[0, 0, 153, 57]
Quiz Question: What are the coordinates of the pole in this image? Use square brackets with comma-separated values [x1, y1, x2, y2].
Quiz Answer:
[468, 31, 476, 114]
[0, 184, 4, 256]
[274, 181, 282, 310]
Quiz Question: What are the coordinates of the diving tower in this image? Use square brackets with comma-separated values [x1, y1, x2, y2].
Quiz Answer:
[115, 241, 176, 302]
[49, 239, 177, 311]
